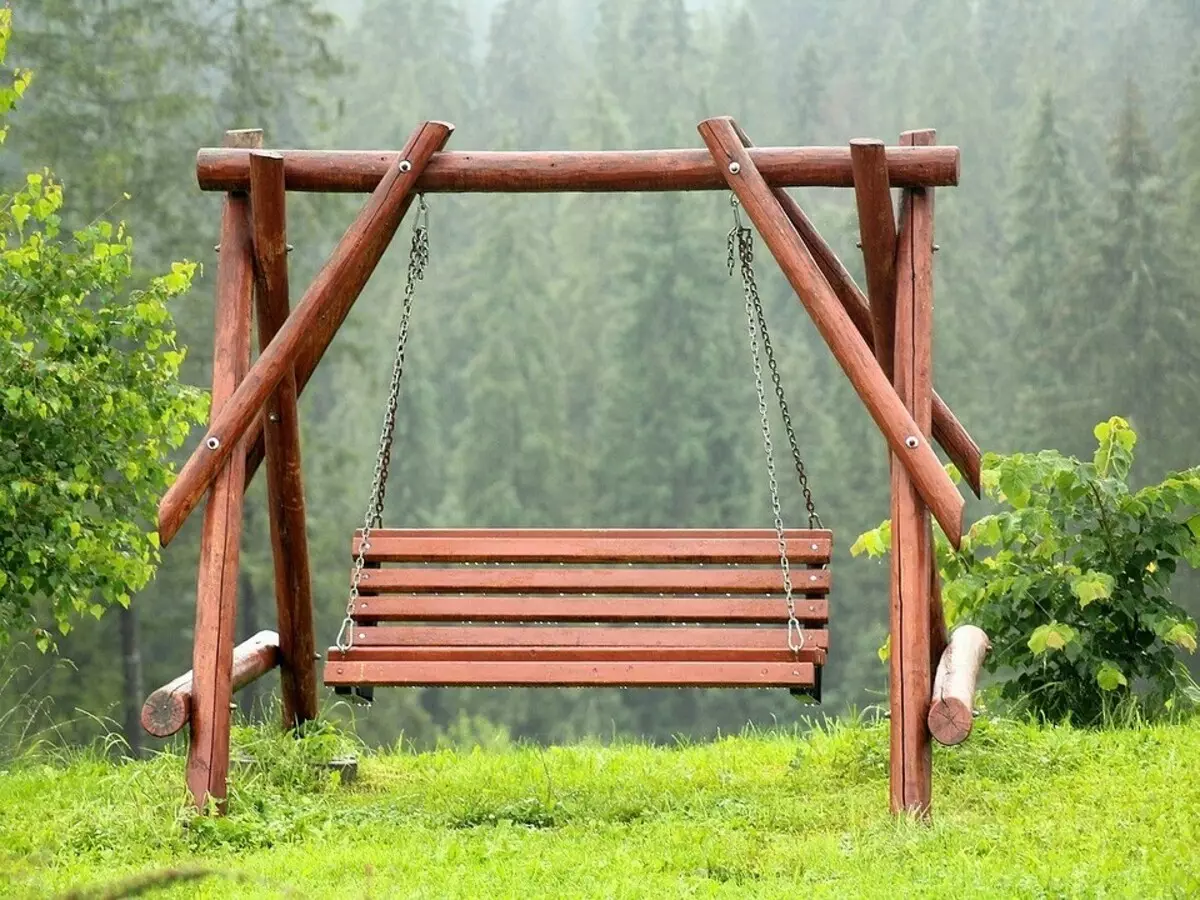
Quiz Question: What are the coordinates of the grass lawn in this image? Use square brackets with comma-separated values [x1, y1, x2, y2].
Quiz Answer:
[1, 716, 1198, 898]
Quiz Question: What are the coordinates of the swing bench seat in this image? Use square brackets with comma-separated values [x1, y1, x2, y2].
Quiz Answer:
[323, 528, 831, 695]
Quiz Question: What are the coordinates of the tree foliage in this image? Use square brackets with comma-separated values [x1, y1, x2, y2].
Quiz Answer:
[854, 418, 1200, 723]
[0, 17, 206, 647]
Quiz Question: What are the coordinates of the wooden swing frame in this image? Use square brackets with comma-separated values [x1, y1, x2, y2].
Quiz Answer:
[147, 117, 987, 819]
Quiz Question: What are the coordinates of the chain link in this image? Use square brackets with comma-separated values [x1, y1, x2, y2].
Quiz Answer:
[727, 196, 822, 653]
[337, 195, 430, 653]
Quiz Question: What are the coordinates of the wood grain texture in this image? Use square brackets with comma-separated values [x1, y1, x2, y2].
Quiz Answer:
[186, 129, 259, 814]
[330, 646, 826, 664]
[698, 116, 963, 548]
[350, 595, 829, 624]
[196, 145, 961, 194]
[354, 566, 831, 596]
[248, 151, 318, 730]
[324, 659, 817, 688]
[142, 631, 280, 738]
[901, 130, 951, 673]
[928, 625, 990, 746]
[349, 625, 830, 651]
[159, 121, 454, 547]
[355, 529, 832, 565]
[889, 129, 937, 817]
[850, 139, 899, 382]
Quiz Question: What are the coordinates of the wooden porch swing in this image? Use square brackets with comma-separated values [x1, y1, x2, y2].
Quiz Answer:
[144, 117, 989, 820]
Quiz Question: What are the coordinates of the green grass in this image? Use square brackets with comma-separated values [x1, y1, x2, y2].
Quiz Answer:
[2, 716, 1199, 898]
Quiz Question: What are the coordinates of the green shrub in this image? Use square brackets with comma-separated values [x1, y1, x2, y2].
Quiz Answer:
[853, 417, 1199, 724]
[0, 12, 207, 647]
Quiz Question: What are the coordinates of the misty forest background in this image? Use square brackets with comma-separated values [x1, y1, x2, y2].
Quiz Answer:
[6, 0, 1200, 754]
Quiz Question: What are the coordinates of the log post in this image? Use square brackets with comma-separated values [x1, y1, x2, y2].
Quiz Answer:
[929, 625, 990, 746]
[899, 130, 950, 672]
[849, 138, 898, 381]
[187, 128, 260, 813]
[142, 631, 281, 738]
[248, 151, 319, 729]
[158, 121, 454, 548]
[888, 127, 938, 817]
[697, 116, 964, 548]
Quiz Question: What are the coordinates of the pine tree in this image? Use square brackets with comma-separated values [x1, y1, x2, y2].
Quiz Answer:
[1075, 80, 1198, 473]
[1001, 89, 1088, 452]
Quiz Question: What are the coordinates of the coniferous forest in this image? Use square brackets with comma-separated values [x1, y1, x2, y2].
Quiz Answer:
[6, 0, 1200, 753]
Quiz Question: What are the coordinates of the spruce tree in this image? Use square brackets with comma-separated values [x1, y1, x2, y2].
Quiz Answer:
[1002, 89, 1088, 452]
[1076, 81, 1197, 473]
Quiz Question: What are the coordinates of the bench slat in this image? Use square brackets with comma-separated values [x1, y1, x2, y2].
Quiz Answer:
[330, 646, 827, 664]
[351, 595, 828, 624]
[355, 530, 832, 565]
[356, 567, 831, 596]
[323, 659, 817, 688]
[349, 625, 829, 650]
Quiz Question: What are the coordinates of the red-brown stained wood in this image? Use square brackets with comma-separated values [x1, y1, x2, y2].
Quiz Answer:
[901, 130, 950, 673]
[196, 145, 961, 194]
[142, 631, 280, 738]
[323, 659, 817, 688]
[351, 595, 829, 624]
[354, 567, 831, 596]
[889, 129, 937, 817]
[349, 625, 830, 650]
[355, 530, 832, 565]
[187, 128, 260, 814]
[698, 117, 963, 548]
[928, 625, 990, 746]
[850, 139, 899, 381]
[331, 646, 827, 665]
[248, 151, 318, 730]
[158, 121, 454, 548]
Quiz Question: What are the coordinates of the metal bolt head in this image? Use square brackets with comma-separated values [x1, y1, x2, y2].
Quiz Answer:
[904, 435, 920, 449]
[398, 159, 413, 173]
[728, 161, 741, 174]
[205, 436, 221, 450]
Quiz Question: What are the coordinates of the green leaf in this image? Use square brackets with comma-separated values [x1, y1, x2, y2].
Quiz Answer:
[877, 634, 891, 663]
[1071, 571, 1115, 608]
[1093, 416, 1136, 479]
[1165, 623, 1198, 654]
[1096, 662, 1128, 691]
[1029, 621, 1077, 654]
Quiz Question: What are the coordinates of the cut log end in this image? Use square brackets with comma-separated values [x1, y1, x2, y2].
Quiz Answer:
[141, 630, 280, 738]
[928, 624, 990, 746]
[141, 687, 190, 738]
[928, 696, 973, 746]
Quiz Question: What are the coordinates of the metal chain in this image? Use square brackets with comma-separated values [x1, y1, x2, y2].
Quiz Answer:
[728, 199, 821, 528]
[727, 196, 820, 653]
[336, 195, 430, 653]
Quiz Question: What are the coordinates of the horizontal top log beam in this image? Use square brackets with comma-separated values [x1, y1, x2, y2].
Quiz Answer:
[196, 145, 960, 194]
